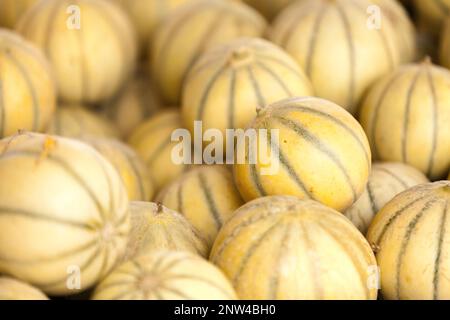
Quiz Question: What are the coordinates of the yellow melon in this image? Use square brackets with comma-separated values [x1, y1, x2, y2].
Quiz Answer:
[210, 195, 378, 300]
[182, 37, 313, 146]
[128, 109, 188, 192]
[123, 201, 208, 261]
[46, 105, 119, 139]
[440, 18, 450, 70]
[0, 276, 48, 300]
[92, 250, 237, 300]
[359, 59, 450, 180]
[413, 0, 450, 35]
[367, 181, 450, 300]
[0, 29, 56, 138]
[82, 137, 154, 202]
[156, 165, 244, 248]
[242, 0, 295, 20]
[233, 96, 371, 212]
[102, 70, 162, 138]
[150, 0, 267, 104]
[114, 0, 191, 55]
[16, 0, 137, 104]
[0, 132, 129, 295]
[269, 0, 401, 113]
[345, 162, 429, 234]
[0, 0, 38, 29]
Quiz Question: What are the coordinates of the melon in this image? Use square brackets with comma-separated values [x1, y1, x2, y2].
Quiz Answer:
[16, 0, 137, 104]
[82, 137, 154, 202]
[156, 165, 244, 248]
[440, 18, 450, 70]
[101, 69, 162, 138]
[367, 181, 450, 299]
[0, 276, 48, 300]
[0, 132, 129, 295]
[269, 0, 402, 113]
[233, 96, 371, 212]
[182, 37, 313, 146]
[114, 0, 191, 55]
[0, 29, 56, 138]
[128, 109, 189, 192]
[92, 250, 237, 300]
[46, 105, 119, 139]
[123, 201, 208, 261]
[150, 0, 267, 104]
[210, 195, 378, 300]
[359, 59, 450, 180]
[345, 162, 429, 234]
[242, 0, 296, 20]
[0, 0, 38, 28]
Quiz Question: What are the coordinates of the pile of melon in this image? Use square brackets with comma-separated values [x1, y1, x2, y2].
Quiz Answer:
[0, 0, 449, 301]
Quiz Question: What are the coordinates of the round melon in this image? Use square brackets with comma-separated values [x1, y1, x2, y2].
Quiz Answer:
[372, 0, 417, 63]
[242, 0, 295, 20]
[16, 0, 137, 104]
[123, 201, 208, 261]
[114, 0, 191, 55]
[359, 59, 450, 180]
[0, 277, 48, 300]
[0, 0, 38, 28]
[128, 109, 189, 192]
[233, 96, 371, 212]
[440, 18, 450, 70]
[269, 0, 402, 113]
[0, 29, 56, 138]
[182, 37, 313, 146]
[46, 105, 119, 139]
[92, 250, 237, 300]
[0, 133, 130, 295]
[156, 165, 244, 248]
[210, 195, 378, 300]
[102, 69, 162, 138]
[367, 181, 450, 300]
[150, 0, 267, 104]
[412, 0, 450, 35]
[82, 137, 154, 202]
[345, 162, 429, 234]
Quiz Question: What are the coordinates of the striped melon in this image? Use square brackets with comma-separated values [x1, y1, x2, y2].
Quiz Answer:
[242, 0, 296, 20]
[102, 69, 162, 138]
[82, 137, 154, 202]
[123, 201, 208, 261]
[92, 250, 237, 300]
[233, 96, 371, 212]
[0, 0, 38, 28]
[440, 18, 450, 70]
[345, 162, 429, 234]
[359, 59, 450, 180]
[182, 37, 313, 146]
[0, 29, 56, 138]
[114, 0, 191, 55]
[0, 277, 48, 300]
[150, 0, 267, 104]
[367, 181, 450, 300]
[372, 0, 417, 63]
[412, 0, 450, 35]
[269, 0, 402, 113]
[156, 165, 244, 248]
[0, 133, 129, 295]
[16, 0, 137, 104]
[46, 105, 119, 139]
[128, 109, 189, 192]
[210, 195, 378, 300]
